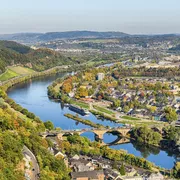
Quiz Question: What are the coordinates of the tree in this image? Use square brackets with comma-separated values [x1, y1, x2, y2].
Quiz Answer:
[88, 88, 94, 96]
[112, 161, 118, 169]
[147, 105, 157, 113]
[44, 121, 54, 130]
[119, 164, 126, 175]
[112, 99, 121, 108]
[132, 126, 162, 145]
[123, 105, 130, 113]
[164, 107, 178, 123]
[173, 162, 180, 178]
[62, 81, 73, 94]
[163, 126, 180, 147]
[75, 87, 88, 98]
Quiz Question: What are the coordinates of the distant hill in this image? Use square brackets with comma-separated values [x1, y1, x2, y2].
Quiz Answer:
[0, 33, 42, 44]
[0, 31, 129, 43]
[1, 31, 180, 44]
[0, 40, 72, 73]
[38, 31, 129, 40]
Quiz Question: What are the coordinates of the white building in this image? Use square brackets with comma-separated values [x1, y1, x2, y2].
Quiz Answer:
[97, 73, 105, 81]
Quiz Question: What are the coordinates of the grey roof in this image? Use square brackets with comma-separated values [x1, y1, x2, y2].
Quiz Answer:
[71, 170, 104, 179]
[70, 158, 90, 166]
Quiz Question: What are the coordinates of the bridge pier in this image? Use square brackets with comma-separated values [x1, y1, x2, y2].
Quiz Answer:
[57, 134, 63, 141]
[120, 131, 128, 137]
[94, 134, 103, 142]
[42, 135, 47, 139]
[96, 133, 104, 140]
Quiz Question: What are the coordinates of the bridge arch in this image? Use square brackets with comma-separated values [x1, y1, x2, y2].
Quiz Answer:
[44, 127, 131, 144]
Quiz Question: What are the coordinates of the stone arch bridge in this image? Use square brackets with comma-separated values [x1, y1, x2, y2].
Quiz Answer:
[40, 127, 131, 143]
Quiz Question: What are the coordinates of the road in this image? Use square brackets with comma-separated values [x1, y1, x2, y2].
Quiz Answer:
[23, 146, 40, 180]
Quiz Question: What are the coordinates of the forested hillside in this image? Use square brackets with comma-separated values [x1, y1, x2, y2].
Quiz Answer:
[0, 89, 70, 179]
[0, 40, 72, 73]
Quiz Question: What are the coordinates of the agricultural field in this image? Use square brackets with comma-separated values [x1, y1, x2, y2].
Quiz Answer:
[0, 69, 18, 81]
[0, 66, 35, 81]
[8, 66, 35, 75]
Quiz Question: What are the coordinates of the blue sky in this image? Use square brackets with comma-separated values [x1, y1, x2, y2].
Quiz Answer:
[0, 0, 180, 34]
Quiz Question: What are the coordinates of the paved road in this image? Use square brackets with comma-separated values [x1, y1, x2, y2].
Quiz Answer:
[23, 146, 40, 180]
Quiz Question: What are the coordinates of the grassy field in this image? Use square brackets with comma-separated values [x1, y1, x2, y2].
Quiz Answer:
[93, 105, 115, 115]
[121, 115, 140, 121]
[0, 69, 19, 81]
[8, 66, 35, 75]
[70, 99, 90, 109]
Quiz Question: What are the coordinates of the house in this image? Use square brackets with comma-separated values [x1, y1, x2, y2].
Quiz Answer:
[71, 170, 105, 180]
[68, 91, 75, 98]
[55, 151, 65, 158]
[104, 168, 122, 180]
[48, 147, 69, 167]
[125, 167, 137, 177]
[97, 73, 105, 81]
[72, 154, 80, 160]
[146, 172, 164, 180]
[174, 103, 180, 110]
[48, 147, 65, 158]
[70, 158, 94, 172]
[122, 176, 143, 180]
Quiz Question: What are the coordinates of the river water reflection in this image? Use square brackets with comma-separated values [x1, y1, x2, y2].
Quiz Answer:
[7, 73, 177, 169]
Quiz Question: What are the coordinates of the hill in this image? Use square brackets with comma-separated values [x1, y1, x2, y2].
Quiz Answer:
[0, 31, 129, 43]
[1, 31, 180, 45]
[0, 40, 72, 73]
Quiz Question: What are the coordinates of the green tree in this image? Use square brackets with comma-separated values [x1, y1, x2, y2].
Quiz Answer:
[112, 161, 118, 169]
[44, 121, 54, 130]
[147, 105, 157, 113]
[113, 99, 121, 108]
[164, 107, 178, 123]
[123, 105, 130, 113]
[119, 164, 126, 175]
[132, 126, 162, 145]
[173, 162, 180, 178]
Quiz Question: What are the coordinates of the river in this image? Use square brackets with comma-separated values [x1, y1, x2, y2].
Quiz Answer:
[7, 72, 177, 169]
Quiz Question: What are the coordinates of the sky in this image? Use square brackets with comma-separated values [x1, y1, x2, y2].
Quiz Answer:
[0, 0, 180, 34]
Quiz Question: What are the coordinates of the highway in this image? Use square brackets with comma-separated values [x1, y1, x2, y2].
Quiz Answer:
[23, 146, 40, 180]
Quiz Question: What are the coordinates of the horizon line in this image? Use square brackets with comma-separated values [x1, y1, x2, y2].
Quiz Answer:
[0, 30, 180, 36]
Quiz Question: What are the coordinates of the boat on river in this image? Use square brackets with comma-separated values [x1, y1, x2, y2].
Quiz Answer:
[69, 104, 90, 116]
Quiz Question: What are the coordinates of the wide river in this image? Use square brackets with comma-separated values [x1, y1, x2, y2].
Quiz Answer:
[7, 73, 178, 169]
